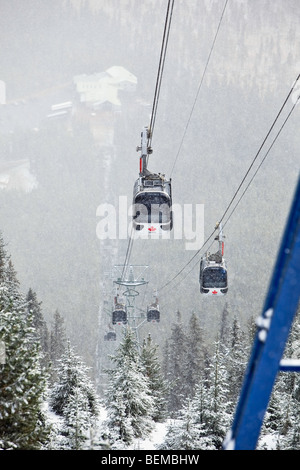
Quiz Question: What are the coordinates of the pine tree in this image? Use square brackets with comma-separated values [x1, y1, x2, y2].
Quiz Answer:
[159, 400, 203, 450]
[257, 374, 289, 450]
[4, 258, 23, 310]
[246, 315, 257, 346]
[283, 310, 300, 449]
[0, 234, 7, 282]
[49, 340, 99, 417]
[226, 316, 248, 407]
[0, 238, 49, 449]
[189, 381, 215, 450]
[219, 303, 230, 348]
[140, 334, 168, 422]
[165, 312, 188, 415]
[49, 341, 100, 449]
[62, 384, 95, 450]
[185, 312, 207, 399]
[104, 327, 154, 447]
[26, 288, 49, 369]
[194, 339, 232, 450]
[259, 311, 300, 450]
[49, 309, 67, 382]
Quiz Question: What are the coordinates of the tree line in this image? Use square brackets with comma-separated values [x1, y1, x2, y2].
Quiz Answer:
[0, 231, 299, 450]
[0, 232, 99, 450]
[159, 307, 300, 450]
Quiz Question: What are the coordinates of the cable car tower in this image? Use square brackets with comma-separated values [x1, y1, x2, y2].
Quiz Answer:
[113, 265, 149, 351]
[223, 176, 300, 450]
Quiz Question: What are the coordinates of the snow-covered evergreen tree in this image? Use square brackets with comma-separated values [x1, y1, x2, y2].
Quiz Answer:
[140, 334, 168, 422]
[0, 235, 7, 282]
[49, 309, 67, 383]
[164, 312, 188, 415]
[160, 360, 230, 452]
[259, 311, 300, 450]
[159, 400, 207, 450]
[185, 312, 207, 399]
[26, 288, 49, 369]
[282, 310, 300, 449]
[219, 303, 230, 347]
[257, 376, 286, 450]
[189, 381, 216, 450]
[226, 316, 248, 407]
[104, 327, 154, 447]
[0, 235, 49, 449]
[49, 340, 99, 449]
[194, 339, 232, 449]
[62, 385, 95, 450]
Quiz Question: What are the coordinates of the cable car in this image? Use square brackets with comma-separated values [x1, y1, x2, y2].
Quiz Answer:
[133, 175, 173, 232]
[199, 223, 228, 296]
[104, 331, 117, 341]
[147, 305, 160, 323]
[199, 253, 228, 295]
[112, 303, 127, 325]
[133, 127, 173, 233]
[146, 293, 160, 322]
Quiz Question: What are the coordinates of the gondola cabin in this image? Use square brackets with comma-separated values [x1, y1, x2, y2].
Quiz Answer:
[112, 304, 127, 325]
[132, 175, 173, 232]
[199, 252, 228, 296]
[147, 305, 160, 323]
[104, 331, 117, 341]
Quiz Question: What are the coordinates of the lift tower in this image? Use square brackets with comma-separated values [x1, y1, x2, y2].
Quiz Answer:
[113, 265, 149, 351]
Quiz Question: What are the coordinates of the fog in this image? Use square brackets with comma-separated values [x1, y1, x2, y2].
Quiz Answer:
[0, 0, 299, 382]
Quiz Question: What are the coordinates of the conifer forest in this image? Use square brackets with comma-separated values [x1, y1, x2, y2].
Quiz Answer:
[0, 0, 299, 451]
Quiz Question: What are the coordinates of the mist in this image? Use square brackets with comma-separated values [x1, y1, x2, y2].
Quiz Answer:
[0, 0, 299, 381]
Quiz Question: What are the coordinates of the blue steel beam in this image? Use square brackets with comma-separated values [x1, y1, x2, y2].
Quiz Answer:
[279, 359, 300, 372]
[224, 175, 300, 450]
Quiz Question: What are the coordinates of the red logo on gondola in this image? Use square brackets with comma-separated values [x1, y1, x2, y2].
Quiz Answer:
[148, 226, 157, 232]
[212, 290, 218, 295]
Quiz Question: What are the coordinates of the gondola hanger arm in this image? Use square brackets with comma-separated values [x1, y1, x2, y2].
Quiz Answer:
[136, 126, 153, 176]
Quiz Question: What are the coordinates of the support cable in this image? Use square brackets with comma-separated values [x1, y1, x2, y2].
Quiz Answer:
[170, 0, 229, 177]
[222, 96, 300, 231]
[120, 1, 175, 279]
[160, 75, 300, 291]
[219, 72, 300, 226]
[148, 0, 175, 150]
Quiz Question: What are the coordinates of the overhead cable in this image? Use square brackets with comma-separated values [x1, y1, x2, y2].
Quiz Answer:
[160, 74, 300, 292]
[148, 0, 175, 149]
[121, 1, 175, 279]
[170, 0, 229, 177]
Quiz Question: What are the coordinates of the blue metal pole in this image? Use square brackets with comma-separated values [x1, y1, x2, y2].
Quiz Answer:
[224, 175, 300, 450]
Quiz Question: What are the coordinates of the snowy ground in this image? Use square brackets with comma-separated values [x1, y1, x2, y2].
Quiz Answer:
[92, 406, 169, 451]
[130, 422, 168, 451]
[47, 404, 277, 450]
